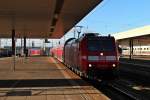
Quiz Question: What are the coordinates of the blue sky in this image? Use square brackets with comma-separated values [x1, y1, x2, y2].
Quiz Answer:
[61, 0, 150, 42]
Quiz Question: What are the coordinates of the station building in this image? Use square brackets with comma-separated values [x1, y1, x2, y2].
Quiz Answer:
[113, 25, 150, 59]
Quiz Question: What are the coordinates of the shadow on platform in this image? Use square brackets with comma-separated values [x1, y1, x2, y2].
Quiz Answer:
[0, 79, 89, 88]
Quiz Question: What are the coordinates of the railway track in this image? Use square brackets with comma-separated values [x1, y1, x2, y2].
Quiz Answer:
[82, 72, 150, 100]
[104, 61, 150, 100]
[109, 85, 137, 100]
[108, 81, 140, 100]
[89, 79, 149, 100]
[119, 61, 150, 85]
[120, 62, 150, 72]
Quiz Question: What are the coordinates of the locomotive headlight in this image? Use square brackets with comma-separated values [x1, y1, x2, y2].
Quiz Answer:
[112, 64, 116, 67]
[100, 53, 103, 56]
[89, 64, 92, 67]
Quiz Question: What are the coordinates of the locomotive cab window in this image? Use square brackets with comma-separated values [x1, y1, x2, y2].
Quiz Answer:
[87, 38, 115, 51]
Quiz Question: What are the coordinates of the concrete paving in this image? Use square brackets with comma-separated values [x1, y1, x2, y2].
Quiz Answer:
[0, 57, 110, 100]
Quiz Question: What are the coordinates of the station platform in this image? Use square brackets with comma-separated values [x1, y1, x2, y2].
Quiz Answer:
[0, 57, 109, 100]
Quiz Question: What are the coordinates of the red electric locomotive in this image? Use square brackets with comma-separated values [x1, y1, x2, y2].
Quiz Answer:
[64, 33, 119, 79]
[51, 33, 119, 79]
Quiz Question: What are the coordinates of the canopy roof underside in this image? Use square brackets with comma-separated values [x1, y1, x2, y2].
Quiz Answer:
[0, 0, 102, 38]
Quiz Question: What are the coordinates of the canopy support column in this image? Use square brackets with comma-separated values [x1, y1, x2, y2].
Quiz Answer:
[129, 38, 133, 60]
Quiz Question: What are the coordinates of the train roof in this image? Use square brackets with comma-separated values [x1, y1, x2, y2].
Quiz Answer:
[79, 33, 114, 40]
[64, 34, 115, 46]
[64, 38, 76, 46]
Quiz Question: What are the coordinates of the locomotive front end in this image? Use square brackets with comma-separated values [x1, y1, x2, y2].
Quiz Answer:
[84, 35, 119, 79]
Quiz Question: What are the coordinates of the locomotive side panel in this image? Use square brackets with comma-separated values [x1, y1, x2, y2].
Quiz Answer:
[64, 41, 74, 67]
[79, 38, 88, 74]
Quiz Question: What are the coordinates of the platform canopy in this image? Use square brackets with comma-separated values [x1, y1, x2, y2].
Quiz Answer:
[113, 25, 150, 40]
[0, 0, 102, 38]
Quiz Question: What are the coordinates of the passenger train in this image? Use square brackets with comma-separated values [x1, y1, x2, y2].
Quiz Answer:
[50, 33, 119, 80]
[121, 46, 150, 56]
[28, 48, 42, 56]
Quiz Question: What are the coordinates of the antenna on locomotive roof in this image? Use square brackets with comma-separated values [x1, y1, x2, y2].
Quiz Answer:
[75, 25, 83, 39]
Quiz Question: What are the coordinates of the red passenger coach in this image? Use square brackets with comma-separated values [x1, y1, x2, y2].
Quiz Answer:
[50, 45, 63, 62]
[29, 48, 42, 56]
[64, 33, 119, 79]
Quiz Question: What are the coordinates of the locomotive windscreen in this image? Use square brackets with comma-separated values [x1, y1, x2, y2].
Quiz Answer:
[87, 38, 115, 51]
